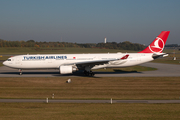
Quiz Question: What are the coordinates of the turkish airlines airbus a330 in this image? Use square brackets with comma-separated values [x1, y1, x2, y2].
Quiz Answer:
[3, 31, 170, 76]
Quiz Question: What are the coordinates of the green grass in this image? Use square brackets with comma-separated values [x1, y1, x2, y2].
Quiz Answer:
[0, 103, 179, 120]
[0, 77, 180, 100]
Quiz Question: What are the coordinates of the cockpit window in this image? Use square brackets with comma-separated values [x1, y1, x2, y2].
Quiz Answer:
[7, 59, 11, 61]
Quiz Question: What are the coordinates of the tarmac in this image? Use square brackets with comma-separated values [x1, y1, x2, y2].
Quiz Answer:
[0, 62, 180, 77]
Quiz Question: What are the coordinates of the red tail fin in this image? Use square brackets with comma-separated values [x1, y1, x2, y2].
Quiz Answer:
[139, 31, 170, 53]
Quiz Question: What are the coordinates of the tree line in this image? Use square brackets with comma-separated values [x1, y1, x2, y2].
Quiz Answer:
[0, 39, 146, 51]
[165, 44, 179, 47]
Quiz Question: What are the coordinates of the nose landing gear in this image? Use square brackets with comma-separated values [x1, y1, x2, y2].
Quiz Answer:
[19, 69, 22, 75]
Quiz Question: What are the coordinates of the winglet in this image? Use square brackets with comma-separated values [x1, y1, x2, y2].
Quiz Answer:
[120, 54, 129, 60]
[139, 31, 170, 53]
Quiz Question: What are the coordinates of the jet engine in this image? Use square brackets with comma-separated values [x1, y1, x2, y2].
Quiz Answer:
[59, 65, 77, 74]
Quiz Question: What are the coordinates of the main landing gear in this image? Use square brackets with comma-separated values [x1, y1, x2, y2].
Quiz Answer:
[84, 70, 95, 77]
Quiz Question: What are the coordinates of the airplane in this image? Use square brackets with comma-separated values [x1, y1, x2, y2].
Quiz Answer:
[3, 31, 170, 76]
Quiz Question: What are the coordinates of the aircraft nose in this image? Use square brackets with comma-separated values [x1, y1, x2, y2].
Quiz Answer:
[3, 61, 7, 66]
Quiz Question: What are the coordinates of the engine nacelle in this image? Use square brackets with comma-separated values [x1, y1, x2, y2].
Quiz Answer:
[59, 66, 76, 74]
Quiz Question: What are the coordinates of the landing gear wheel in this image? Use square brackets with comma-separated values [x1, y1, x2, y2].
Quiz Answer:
[19, 69, 22, 75]
[89, 71, 95, 77]
[84, 70, 95, 77]
[84, 71, 89, 76]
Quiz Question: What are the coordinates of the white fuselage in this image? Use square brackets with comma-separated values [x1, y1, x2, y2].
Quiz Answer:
[3, 53, 154, 70]
[2, 31, 170, 76]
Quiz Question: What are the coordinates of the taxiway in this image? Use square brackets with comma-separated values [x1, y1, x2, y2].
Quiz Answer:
[0, 62, 180, 77]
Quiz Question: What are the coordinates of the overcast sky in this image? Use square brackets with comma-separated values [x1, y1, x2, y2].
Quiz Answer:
[0, 0, 180, 45]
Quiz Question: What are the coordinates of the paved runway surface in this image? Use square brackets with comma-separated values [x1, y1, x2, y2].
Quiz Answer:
[0, 62, 180, 77]
[1, 99, 180, 103]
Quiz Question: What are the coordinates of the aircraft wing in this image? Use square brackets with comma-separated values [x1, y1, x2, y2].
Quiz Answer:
[63, 54, 129, 67]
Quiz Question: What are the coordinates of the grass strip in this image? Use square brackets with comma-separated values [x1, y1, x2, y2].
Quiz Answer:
[0, 103, 180, 120]
[0, 77, 180, 100]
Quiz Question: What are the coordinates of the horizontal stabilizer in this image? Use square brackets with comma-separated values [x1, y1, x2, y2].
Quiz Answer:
[152, 53, 168, 59]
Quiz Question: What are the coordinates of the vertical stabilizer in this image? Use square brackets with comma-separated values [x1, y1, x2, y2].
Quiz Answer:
[139, 31, 170, 53]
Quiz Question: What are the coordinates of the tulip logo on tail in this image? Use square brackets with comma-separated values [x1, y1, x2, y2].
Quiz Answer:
[149, 37, 164, 53]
